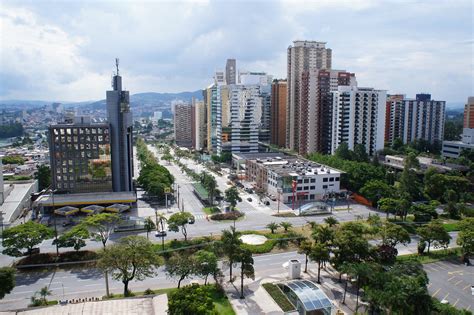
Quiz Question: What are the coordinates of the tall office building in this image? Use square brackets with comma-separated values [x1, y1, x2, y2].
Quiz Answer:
[286, 40, 332, 153]
[106, 60, 133, 192]
[194, 99, 206, 151]
[205, 84, 222, 153]
[228, 85, 269, 153]
[331, 86, 387, 156]
[214, 71, 225, 85]
[270, 80, 287, 147]
[174, 103, 194, 148]
[225, 59, 236, 85]
[49, 116, 112, 193]
[464, 97, 474, 128]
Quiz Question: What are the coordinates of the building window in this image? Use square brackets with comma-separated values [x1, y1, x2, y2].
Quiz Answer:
[329, 178, 334, 182]
[297, 179, 302, 184]
[310, 194, 315, 200]
[323, 178, 328, 182]
[310, 186, 315, 190]
[310, 179, 315, 183]
[297, 187, 302, 191]
[335, 177, 340, 181]
[323, 185, 328, 189]
[304, 179, 309, 183]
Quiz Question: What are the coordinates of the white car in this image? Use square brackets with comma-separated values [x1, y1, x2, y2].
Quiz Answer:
[471, 285, 474, 296]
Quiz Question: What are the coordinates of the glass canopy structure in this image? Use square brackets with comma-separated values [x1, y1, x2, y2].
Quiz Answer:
[277, 280, 332, 315]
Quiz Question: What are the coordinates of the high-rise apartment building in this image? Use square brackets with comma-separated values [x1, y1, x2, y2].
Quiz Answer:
[384, 94, 405, 145]
[106, 61, 133, 192]
[331, 86, 387, 156]
[225, 59, 236, 85]
[299, 69, 356, 154]
[384, 94, 445, 146]
[49, 116, 112, 193]
[174, 103, 194, 148]
[402, 94, 445, 144]
[214, 71, 225, 85]
[464, 97, 474, 128]
[270, 79, 287, 148]
[286, 40, 332, 153]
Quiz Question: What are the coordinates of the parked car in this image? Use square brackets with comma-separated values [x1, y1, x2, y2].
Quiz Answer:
[269, 195, 277, 201]
[245, 188, 254, 194]
[155, 230, 167, 237]
[247, 197, 252, 202]
[188, 216, 195, 224]
[264, 200, 270, 206]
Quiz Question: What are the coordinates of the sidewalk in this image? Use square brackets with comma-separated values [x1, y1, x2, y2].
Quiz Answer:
[223, 266, 360, 315]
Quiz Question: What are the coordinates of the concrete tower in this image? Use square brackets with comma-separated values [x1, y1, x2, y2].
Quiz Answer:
[106, 59, 134, 192]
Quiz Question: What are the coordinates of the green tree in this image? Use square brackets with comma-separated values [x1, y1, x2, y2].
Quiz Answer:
[381, 222, 410, 247]
[0, 267, 15, 299]
[201, 172, 218, 206]
[236, 248, 254, 299]
[2, 221, 53, 257]
[399, 152, 422, 200]
[165, 252, 196, 289]
[219, 226, 242, 282]
[359, 179, 392, 205]
[310, 242, 330, 284]
[53, 225, 89, 251]
[81, 213, 121, 248]
[194, 250, 219, 285]
[224, 186, 242, 211]
[144, 217, 156, 240]
[167, 284, 217, 315]
[417, 220, 451, 253]
[312, 224, 334, 245]
[2, 155, 24, 165]
[266, 222, 279, 234]
[98, 236, 161, 296]
[353, 144, 369, 162]
[168, 212, 193, 241]
[35, 165, 51, 191]
[378, 197, 399, 219]
[335, 142, 354, 160]
[37, 286, 51, 305]
[391, 138, 404, 152]
[298, 240, 313, 273]
[457, 218, 474, 263]
[280, 221, 293, 232]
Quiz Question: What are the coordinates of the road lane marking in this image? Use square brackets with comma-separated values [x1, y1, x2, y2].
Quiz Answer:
[463, 284, 470, 290]
[447, 276, 455, 281]
[442, 293, 450, 300]
[85, 284, 102, 287]
[431, 288, 441, 297]
[454, 280, 463, 286]
[433, 263, 448, 271]
[452, 298, 459, 307]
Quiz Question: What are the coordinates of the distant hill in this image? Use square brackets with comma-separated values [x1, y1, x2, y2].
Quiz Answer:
[0, 90, 203, 111]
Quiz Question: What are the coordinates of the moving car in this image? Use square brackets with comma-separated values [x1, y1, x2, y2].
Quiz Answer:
[188, 216, 195, 224]
[155, 230, 167, 237]
[247, 197, 252, 202]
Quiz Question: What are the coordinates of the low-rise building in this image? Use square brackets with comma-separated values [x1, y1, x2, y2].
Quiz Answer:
[246, 156, 342, 205]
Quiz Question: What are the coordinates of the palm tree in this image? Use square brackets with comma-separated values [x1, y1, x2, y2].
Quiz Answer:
[266, 222, 279, 234]
[280, 221, 293, 233]
[310, 242, 330, 283]
[220, 226, 242, 282]
[312, 225, 334, 245]
[236, 248, 254, 299]
[144, 217, 156, 240]
[324, 216, 339, 227]
[38, 286, 51, 304]
[297, 240, 313, 273]
[225, 186, 242, 211]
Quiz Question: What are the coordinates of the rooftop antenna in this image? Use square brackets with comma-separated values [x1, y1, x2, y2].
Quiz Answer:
[115, 58, 120, 76]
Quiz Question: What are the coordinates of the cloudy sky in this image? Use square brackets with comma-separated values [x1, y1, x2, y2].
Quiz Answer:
[0, 0, 472, 106]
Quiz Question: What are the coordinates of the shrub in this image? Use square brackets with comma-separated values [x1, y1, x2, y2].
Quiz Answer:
[144, 288, 155, 295]
[15, 250, 98, 266]
[210, 210, 244, 221]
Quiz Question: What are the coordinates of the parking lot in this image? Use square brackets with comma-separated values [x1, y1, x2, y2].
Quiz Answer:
[424, 259, 473, 311]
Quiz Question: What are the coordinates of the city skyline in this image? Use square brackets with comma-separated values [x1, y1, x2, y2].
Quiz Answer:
[0, 0, 472, 106]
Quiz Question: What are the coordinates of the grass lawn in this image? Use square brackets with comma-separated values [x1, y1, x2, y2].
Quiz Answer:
[262, 283, 295, 312]
[442, 222, 460, 232]
[203, 207, 220, 215]
[397, 247, 462, 264]
[208, 286, 235, 315]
